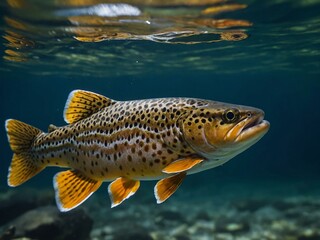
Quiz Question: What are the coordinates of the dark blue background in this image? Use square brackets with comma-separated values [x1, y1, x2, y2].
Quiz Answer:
[1, 0, 320, 194]
[1, 71, 319, 191]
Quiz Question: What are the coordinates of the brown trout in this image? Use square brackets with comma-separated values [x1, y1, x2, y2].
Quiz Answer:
[5, 90, 270, 211]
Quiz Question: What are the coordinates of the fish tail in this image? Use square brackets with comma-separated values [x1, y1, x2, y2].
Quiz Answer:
[5, 119, 44, 187]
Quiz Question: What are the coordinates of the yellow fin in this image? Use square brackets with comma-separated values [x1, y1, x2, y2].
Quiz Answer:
[5, 119, 41, 152]
[63, 90, 115, 124]
[108, 177, 140, 208]
[5, 119, 44, 187]
[162, 157, 204, 174]
[154, 172, 186, 204]
[8, 153, 45, 187]
[53, 170, 102, 212]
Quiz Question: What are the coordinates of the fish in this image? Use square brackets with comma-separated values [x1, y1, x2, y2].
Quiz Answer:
[5, 90, 270, 211]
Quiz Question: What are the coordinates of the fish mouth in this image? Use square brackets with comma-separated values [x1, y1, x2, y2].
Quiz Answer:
[224, 112, 270, 143]
[234, 114, 270, 143]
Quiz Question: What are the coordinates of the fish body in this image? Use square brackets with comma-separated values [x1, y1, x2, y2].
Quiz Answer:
[5, 90, 270, 211]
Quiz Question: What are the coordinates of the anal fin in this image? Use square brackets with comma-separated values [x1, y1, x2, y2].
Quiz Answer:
[154, 172, 186, 204]
[53, 170, 102, 212]
[108, 177, 140, 208]
[162, 157, 204, 174]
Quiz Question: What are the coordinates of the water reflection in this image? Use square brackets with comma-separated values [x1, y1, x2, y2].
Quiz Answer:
[2, 0, 320, 77]
[62, 2, 251, 44]
[2, 0, 251, 62]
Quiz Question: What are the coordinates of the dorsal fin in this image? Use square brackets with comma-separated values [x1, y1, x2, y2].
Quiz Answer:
[48, 124, 58, 133]
[63, 90, 115, 124]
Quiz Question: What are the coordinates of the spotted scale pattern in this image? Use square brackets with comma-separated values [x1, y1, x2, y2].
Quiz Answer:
[30, 98, 211, 181]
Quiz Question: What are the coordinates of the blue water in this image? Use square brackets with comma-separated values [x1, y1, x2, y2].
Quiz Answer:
[1, 0, 320, 239]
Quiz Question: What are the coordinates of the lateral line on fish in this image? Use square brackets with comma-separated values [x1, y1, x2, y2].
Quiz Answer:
[5, 90, 270, 211]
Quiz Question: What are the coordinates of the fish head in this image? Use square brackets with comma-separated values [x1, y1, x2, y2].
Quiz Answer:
[181, 100, 270, 167]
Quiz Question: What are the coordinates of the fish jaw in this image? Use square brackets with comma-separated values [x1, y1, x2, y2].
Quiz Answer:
[180, 105, 270, 174]
[186, 117, 270, 175]
[225, 111, 270, 144]
[235, 119, 270, 143]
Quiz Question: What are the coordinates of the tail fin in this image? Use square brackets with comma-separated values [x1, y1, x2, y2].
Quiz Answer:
[5, 119, 44, 187]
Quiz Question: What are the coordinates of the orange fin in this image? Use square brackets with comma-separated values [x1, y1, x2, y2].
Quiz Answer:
[5, 119, 41, 152]
[63, 90, 115, 124]
[53, 170, 102, 212]
[5, 119, 44, 187]
[162, 157, 204, 174]
[154, 172, 186, 204]
[8, 153, 44, 187]
[108, 177, 140, 208]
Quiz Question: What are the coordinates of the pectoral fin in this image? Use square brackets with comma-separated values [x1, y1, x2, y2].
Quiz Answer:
[154, 172, 186, 204]
[162, 157, 204, 174]
[53, 170, 102, 212]
[108, 177, 140, 208]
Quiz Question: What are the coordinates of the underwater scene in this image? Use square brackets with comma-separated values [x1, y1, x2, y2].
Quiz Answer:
[1, 0, 320, 239]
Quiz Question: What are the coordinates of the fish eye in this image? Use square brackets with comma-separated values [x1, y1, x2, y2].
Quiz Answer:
[223, 109, 239, 123]
[226, 111, 235, 120]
